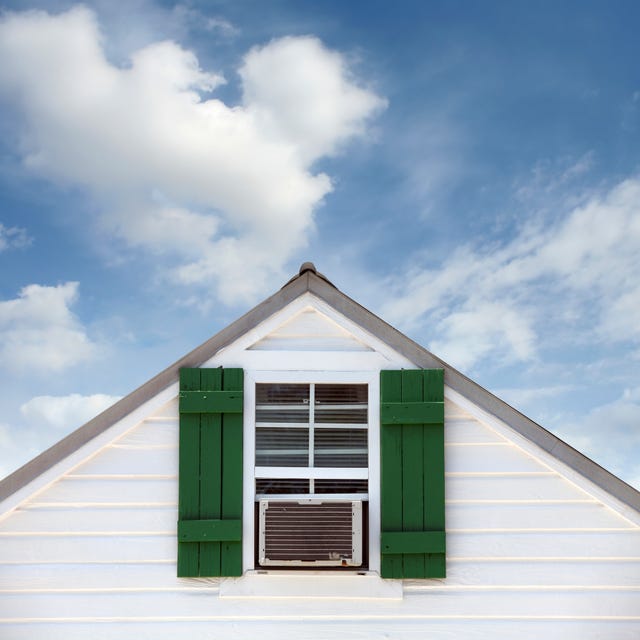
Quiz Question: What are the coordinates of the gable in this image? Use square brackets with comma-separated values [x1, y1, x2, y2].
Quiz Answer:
[247, 306, 373, 351]
[210, 292, 414, 371]
[2, 266, 637, 521]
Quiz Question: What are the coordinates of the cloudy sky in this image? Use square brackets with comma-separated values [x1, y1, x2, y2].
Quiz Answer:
[0, 0, 638, 489]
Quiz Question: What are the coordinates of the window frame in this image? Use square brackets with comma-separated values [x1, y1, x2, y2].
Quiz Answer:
[243, 370, 380, 573]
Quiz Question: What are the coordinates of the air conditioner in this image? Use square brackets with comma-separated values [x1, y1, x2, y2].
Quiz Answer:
[259, 500, 363, 567]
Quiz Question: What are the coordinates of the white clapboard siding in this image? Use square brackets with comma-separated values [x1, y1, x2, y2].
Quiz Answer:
[447, 530, 640, 558]
[408, 559, 640, 587]
[1, 384, 639, 639]
[0, 534, 175, 563]
[33, 477, 177, 505]
[444, 443, 548, 473]
[2, 621, 639, 640]
[0, 563, 217, 592]
[446, 501, 634, 530]
[5, 621, 640, 640]
[71, 445, 178, 476]
[1, 589, 639, 620]
[445, 473, 589, 501]
[117, 420, 178, 447]
[4, 558, 638, 593]
[0, 506, 177, 533]
[444, 419, 506, 443]
[3, 502, 630, 535]
[444, 400, 473, 419]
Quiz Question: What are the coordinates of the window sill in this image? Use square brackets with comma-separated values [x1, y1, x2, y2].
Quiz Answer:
[219, 571, 402, 600]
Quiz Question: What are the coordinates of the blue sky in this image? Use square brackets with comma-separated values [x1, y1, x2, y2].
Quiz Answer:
[0, 0, 638, 489]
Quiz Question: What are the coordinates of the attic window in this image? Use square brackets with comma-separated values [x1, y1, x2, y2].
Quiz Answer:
[254, 382, 369, 568]
[255, 383, 369, 487]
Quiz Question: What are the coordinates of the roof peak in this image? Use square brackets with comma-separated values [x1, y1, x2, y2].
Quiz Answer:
[298, 261, 317, 275]
[282, 261, 335, 288]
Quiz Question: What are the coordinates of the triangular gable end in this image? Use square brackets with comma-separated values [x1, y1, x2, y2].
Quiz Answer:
[1, 262, 638, 520]
[247, 306, 373, 352]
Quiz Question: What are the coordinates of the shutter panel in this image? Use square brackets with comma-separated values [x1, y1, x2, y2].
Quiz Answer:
[178, 367, 243, 577]
[380, 369, 445, 578]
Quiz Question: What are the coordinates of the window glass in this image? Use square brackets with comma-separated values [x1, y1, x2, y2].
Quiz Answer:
[255, 382, 368, 493]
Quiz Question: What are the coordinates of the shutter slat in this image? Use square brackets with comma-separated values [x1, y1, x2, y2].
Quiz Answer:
[381, 531, 445, 555]
[199, 368, 222, 576]
[380, 371, 404, 579]
[178, 519, 242, 542]
[179, 390, 243, 413]
[401, 370, 426, 578]
[221, 367, 243, 576]
[380, 401, 444, 424]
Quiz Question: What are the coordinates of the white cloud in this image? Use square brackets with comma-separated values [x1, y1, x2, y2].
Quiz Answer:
[0, 6, 385, 304]
[382, 176, 640, 371]
[0, 282, 95, 373]
[20, 393, 121, 430]
[430, 301, 536, 371]
[241, 36, 386, 164]
[0, 223, 32, 251]
[172, 5, 239, 36]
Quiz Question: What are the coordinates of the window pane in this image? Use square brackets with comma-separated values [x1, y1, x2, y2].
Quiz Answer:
[315, 384, 367, 424]
[256, 479, 310, 494]
[314, 427, 368, 467]
[314, 479, 368, 494]
[256, 384, 309, 423]
[256, 427, 309, 467]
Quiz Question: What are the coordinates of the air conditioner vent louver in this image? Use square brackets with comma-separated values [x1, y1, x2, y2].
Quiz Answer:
[259, 500, 362, 567]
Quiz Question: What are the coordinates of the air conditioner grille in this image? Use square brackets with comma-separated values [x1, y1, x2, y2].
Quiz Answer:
[259, 500, 362, 566]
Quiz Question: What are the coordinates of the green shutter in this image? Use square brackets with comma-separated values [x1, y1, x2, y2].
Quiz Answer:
[380, 369, 445, 579]
[178, 367, 243, 577]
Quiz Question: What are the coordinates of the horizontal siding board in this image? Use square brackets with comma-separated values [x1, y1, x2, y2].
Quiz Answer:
[444, 400, 473, 419]
[3, 559, 640, 592]
[147, 398, 179, 419]
[116, 421, 178, 447]
[4, 530, 636, 564]
[31, 478, 178, 505]
[408, 559, 640, 587]
[447, 530, 640, 558]
[248, 336, 372, 351]
[0, 535, 176, 563]
[445, 474, 590, 501]
[72, 447, 178, 476]
[226, 350, 390, 371]
[3, 502, 628, 536]
[444, 444, 548, 473]
[1, 589, 639, 620]
[445, 502, 635, 530]
[0, 563, 219, 591]
[0, 506, 177, 533]
[2, 621, 639, 640]
[444, 420, 506, 443]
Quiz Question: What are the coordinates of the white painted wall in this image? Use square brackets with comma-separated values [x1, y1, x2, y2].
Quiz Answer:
[1, 298, 639, 639]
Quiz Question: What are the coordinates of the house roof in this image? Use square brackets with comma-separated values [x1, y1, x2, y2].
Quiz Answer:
[1, 263, 639, 513]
